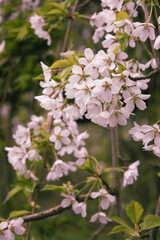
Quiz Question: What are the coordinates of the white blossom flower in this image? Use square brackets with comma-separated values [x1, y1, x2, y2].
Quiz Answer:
[49, 126, 71, 150]
[91, 189, 115, 209]
[90, 212, 111, 224]
[29, 14, 51, 45]
[123, 160, 140, 187]
[72, 201, 87, 218]
[154, 35, 160, 50]
[46, 159, 70, 181]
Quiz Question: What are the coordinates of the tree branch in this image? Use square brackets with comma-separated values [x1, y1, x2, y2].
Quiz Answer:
[61, 0, 79, 53]
[21, 194, 87, 223]
[129, 67, 160, 80]
[23, 204, 70, 223]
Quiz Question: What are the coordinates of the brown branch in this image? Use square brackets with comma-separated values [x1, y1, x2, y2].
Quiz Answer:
[23, 204, 70, 223]
[61, 0, 79, 53]
[21, 194, 86, 223]
[129, 67, 160, 80]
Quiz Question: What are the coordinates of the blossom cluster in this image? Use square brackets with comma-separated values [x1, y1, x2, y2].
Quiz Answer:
[0, 218, 25, 240]
[5, 116, 43, 180]
[29, 14, 51, 46]
[64, 48, 151, 128]
[129, 122, 160, 157]
[91, 0, 160, 52]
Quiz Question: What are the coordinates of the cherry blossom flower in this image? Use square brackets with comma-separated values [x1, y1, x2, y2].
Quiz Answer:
[49, 126, 71, 150]
[61, 194, 76, 208]
[8, 218, 25, 237]
[90, 189, 115, 209]
[90, 212, 111, 224]
[29, 14, 51, 45]
[72, 201, 87, 218]
[133, 22, 155, 42]
[46, 159, 70, 181]
[154, 35, 160, 50]
[123, 160, 140, 187]
[13, 125, 31, 148]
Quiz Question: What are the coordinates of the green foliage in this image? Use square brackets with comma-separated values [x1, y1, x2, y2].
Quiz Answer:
[126, 201, 144, 224]
[9, 210, 31, 219]
[4, 186, 23, 204]
[141, 215, 160, 230]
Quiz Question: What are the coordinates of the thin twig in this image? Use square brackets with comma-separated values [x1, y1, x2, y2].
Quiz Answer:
[129, 67, 160, 80]
[61, 0, 79, 53]
[19, 194, 87, 223]
[77, 0, 90, 9]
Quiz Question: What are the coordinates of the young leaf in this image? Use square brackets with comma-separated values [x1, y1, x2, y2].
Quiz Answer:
[49, 59, 73, 69]
[141, 214, 160, 230]
[109, 225, 133, 235]
[126, 201, 144, 224]
[9, 210, 30, 219]
[3, 186, 23, 203]
[108, 216, 131, 229]
[116, 11, 128, 21]
[77, 158, 95, 174]
[17, 26, 28, 40]
[41, 185, 64, 193]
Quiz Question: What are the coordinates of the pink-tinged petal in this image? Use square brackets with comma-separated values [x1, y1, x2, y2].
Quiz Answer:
[14, 226, 25, 235]
[0, 222, 8, 230]
[55, 140, 62, 150]
[118, 114, 127, 126]
[79, 57, 88, 65]
[54, 126, 61, 135]
[84, 48, 94, 60]
[154, 134, 160, 148]
[61, 130, 70, 137]
[107, 194, 116, 203]
[125, 99, 135, 112]
[61, 198, 71, 208]
[149, 27, 155, 40]
[135, 99, 146, 110]
[134, 132, 144, 140]
[81, 203, 87, 218]
[90, 192, 101, 199]
[101, 198, 109, 210]
[90, 213, 98, 222]
[154, 36, 160, 50]
[72, 65, 83, 75]
[61, 137, 71, 145]
[49, 134, 56, 143]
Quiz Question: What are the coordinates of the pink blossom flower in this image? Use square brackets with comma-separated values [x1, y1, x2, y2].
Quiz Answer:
[123, 160, 140, 187]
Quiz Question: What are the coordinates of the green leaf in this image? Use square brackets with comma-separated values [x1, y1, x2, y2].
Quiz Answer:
[141, 215, 160, 230]
[113, 45, 121, 55]
[41, 185, 64, 193]
[47, 2, 66, 11]
[108, 216, 131, 229]
[17, 26, 28, 40]
[49, 59, 73, 69]
[103, 167, 122, 173]
[61, 66, 73, 80]
[126, 201, 144, 224]
[78, 158, 96, 174]
[109, 225, 134, 235]
[3, 186, 23, 203]
[47, 9, 66, 15]
[116, 11, 128, 21]
[9, 210, 31, 219]
[157, 172, 160, 177]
